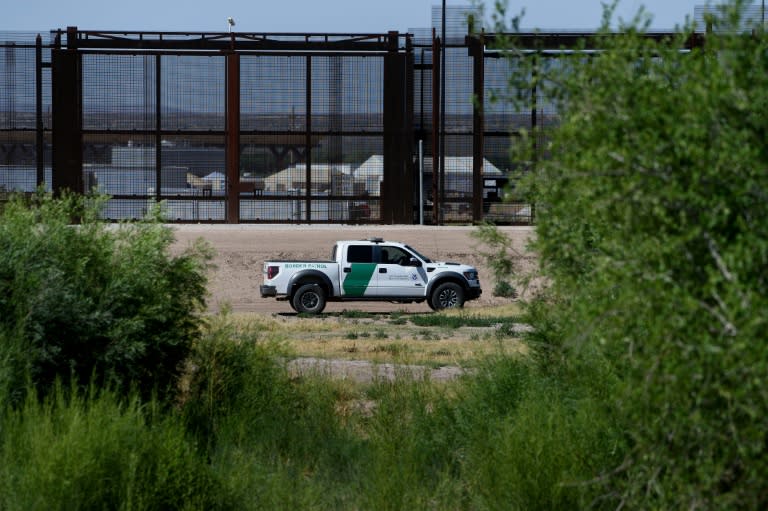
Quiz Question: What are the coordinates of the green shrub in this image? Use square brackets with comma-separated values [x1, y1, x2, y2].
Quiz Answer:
[0, 192, 212, 405]
[471, 222, 519, 298]
[489, 1, 768, 506]
[493, 280, 517, 298]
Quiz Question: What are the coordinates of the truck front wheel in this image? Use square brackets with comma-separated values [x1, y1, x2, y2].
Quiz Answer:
[429, 282, 465, 310]
[292, 283, 327, 314]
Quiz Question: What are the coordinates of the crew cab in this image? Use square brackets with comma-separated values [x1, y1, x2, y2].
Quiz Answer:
[261, 238, 481, 314]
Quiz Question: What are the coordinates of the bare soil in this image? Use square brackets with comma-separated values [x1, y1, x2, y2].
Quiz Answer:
[170, 224, 536, 382]
[170, 224, 537, 314]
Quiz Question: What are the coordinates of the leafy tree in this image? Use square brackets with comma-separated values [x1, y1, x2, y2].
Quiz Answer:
[0, 193, 212, 405]
[488, 0, 768, 507]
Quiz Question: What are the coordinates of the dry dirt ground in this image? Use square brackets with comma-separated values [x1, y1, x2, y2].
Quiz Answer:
[170, 224, 537, 315]
[171, 224, 537, 381]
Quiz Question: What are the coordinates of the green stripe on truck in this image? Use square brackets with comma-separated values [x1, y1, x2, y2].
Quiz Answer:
[342, 263, 377, 297]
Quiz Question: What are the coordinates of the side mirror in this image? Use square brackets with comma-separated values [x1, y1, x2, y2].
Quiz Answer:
[409, 257, 422, 267]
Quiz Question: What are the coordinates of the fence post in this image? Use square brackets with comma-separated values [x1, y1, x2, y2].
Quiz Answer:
[469, 34, 485, 223]
[431, 31, 441, 225]
[383, 31, 411, 223]
[35, 34, 46, 188]
[305, 55, 312, 223]
[51, 27, 83, 196]
[226, 51, 240, 223]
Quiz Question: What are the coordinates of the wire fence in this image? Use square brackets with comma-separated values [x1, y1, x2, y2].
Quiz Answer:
[1, 20, 703, 225]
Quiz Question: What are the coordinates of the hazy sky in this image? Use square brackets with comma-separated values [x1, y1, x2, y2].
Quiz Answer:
[3, 0, 708, 33]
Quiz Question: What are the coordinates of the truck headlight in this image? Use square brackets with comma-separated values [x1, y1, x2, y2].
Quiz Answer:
[463, 271, 478, 281]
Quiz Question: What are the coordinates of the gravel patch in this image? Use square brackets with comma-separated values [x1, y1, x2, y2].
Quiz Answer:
[287, 357, 468, 383]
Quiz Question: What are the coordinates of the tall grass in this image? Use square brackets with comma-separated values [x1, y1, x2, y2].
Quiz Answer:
[181, 314, 364, 508]
[0, 385, 222, 510]
[1, 312, 623, 510]
[458, 357, 624, 510]
[350, 351, 624, 510]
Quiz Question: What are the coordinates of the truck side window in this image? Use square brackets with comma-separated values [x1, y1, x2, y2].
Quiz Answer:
[381, 246, 409, 265]
[347, 245, 373, 263]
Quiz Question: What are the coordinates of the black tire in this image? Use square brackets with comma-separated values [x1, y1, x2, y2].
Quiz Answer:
[292, 283, 326, 314]
[429, 282, 465, 310]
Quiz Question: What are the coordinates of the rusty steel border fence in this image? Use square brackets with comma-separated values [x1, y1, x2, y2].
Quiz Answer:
[1, 26, 704, 224]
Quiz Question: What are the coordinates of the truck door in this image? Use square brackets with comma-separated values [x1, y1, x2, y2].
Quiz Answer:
[374, 245, 428, 297]
[340, 244, 377, 297]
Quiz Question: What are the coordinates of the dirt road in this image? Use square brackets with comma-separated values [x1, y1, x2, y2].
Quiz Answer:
[170, 224, 536, 314]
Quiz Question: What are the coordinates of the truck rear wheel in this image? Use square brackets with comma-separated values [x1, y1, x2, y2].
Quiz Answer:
[429, 282, 465, 310]
[292, 283, 327, 314]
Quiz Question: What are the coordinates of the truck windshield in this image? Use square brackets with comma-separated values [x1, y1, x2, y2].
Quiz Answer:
[405, 244, 432, 263]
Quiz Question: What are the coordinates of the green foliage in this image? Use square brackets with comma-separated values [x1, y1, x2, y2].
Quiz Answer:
[356, 378, 463, 509]
[493, 279, 518, 298]
[1, 310, 624, 509]
[182, 315, 354, 468]
[176, 315, 622, 509]
[0, 386, 223, 510]
[458, 356, 623, 510]
[471, 222, 518, 297]
[181, 317, 366, 509]
[355, 352, 623, 510]
[0, 192, 212, 405]
[492, 0, 768, 507]
[338, 309, 377, 319]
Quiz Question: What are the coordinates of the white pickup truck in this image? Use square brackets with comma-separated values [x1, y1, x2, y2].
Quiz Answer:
[261, 238, 482, 314]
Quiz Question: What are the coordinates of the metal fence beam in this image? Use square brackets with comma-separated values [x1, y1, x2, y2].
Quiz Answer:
[382, 31, 412, 224]
[470, 35, 484, 223]
[35, 35, 45, 187]
[226, 52, 240, 223]
[431, 32, 441, 225]
[51, 48, 82, 195]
